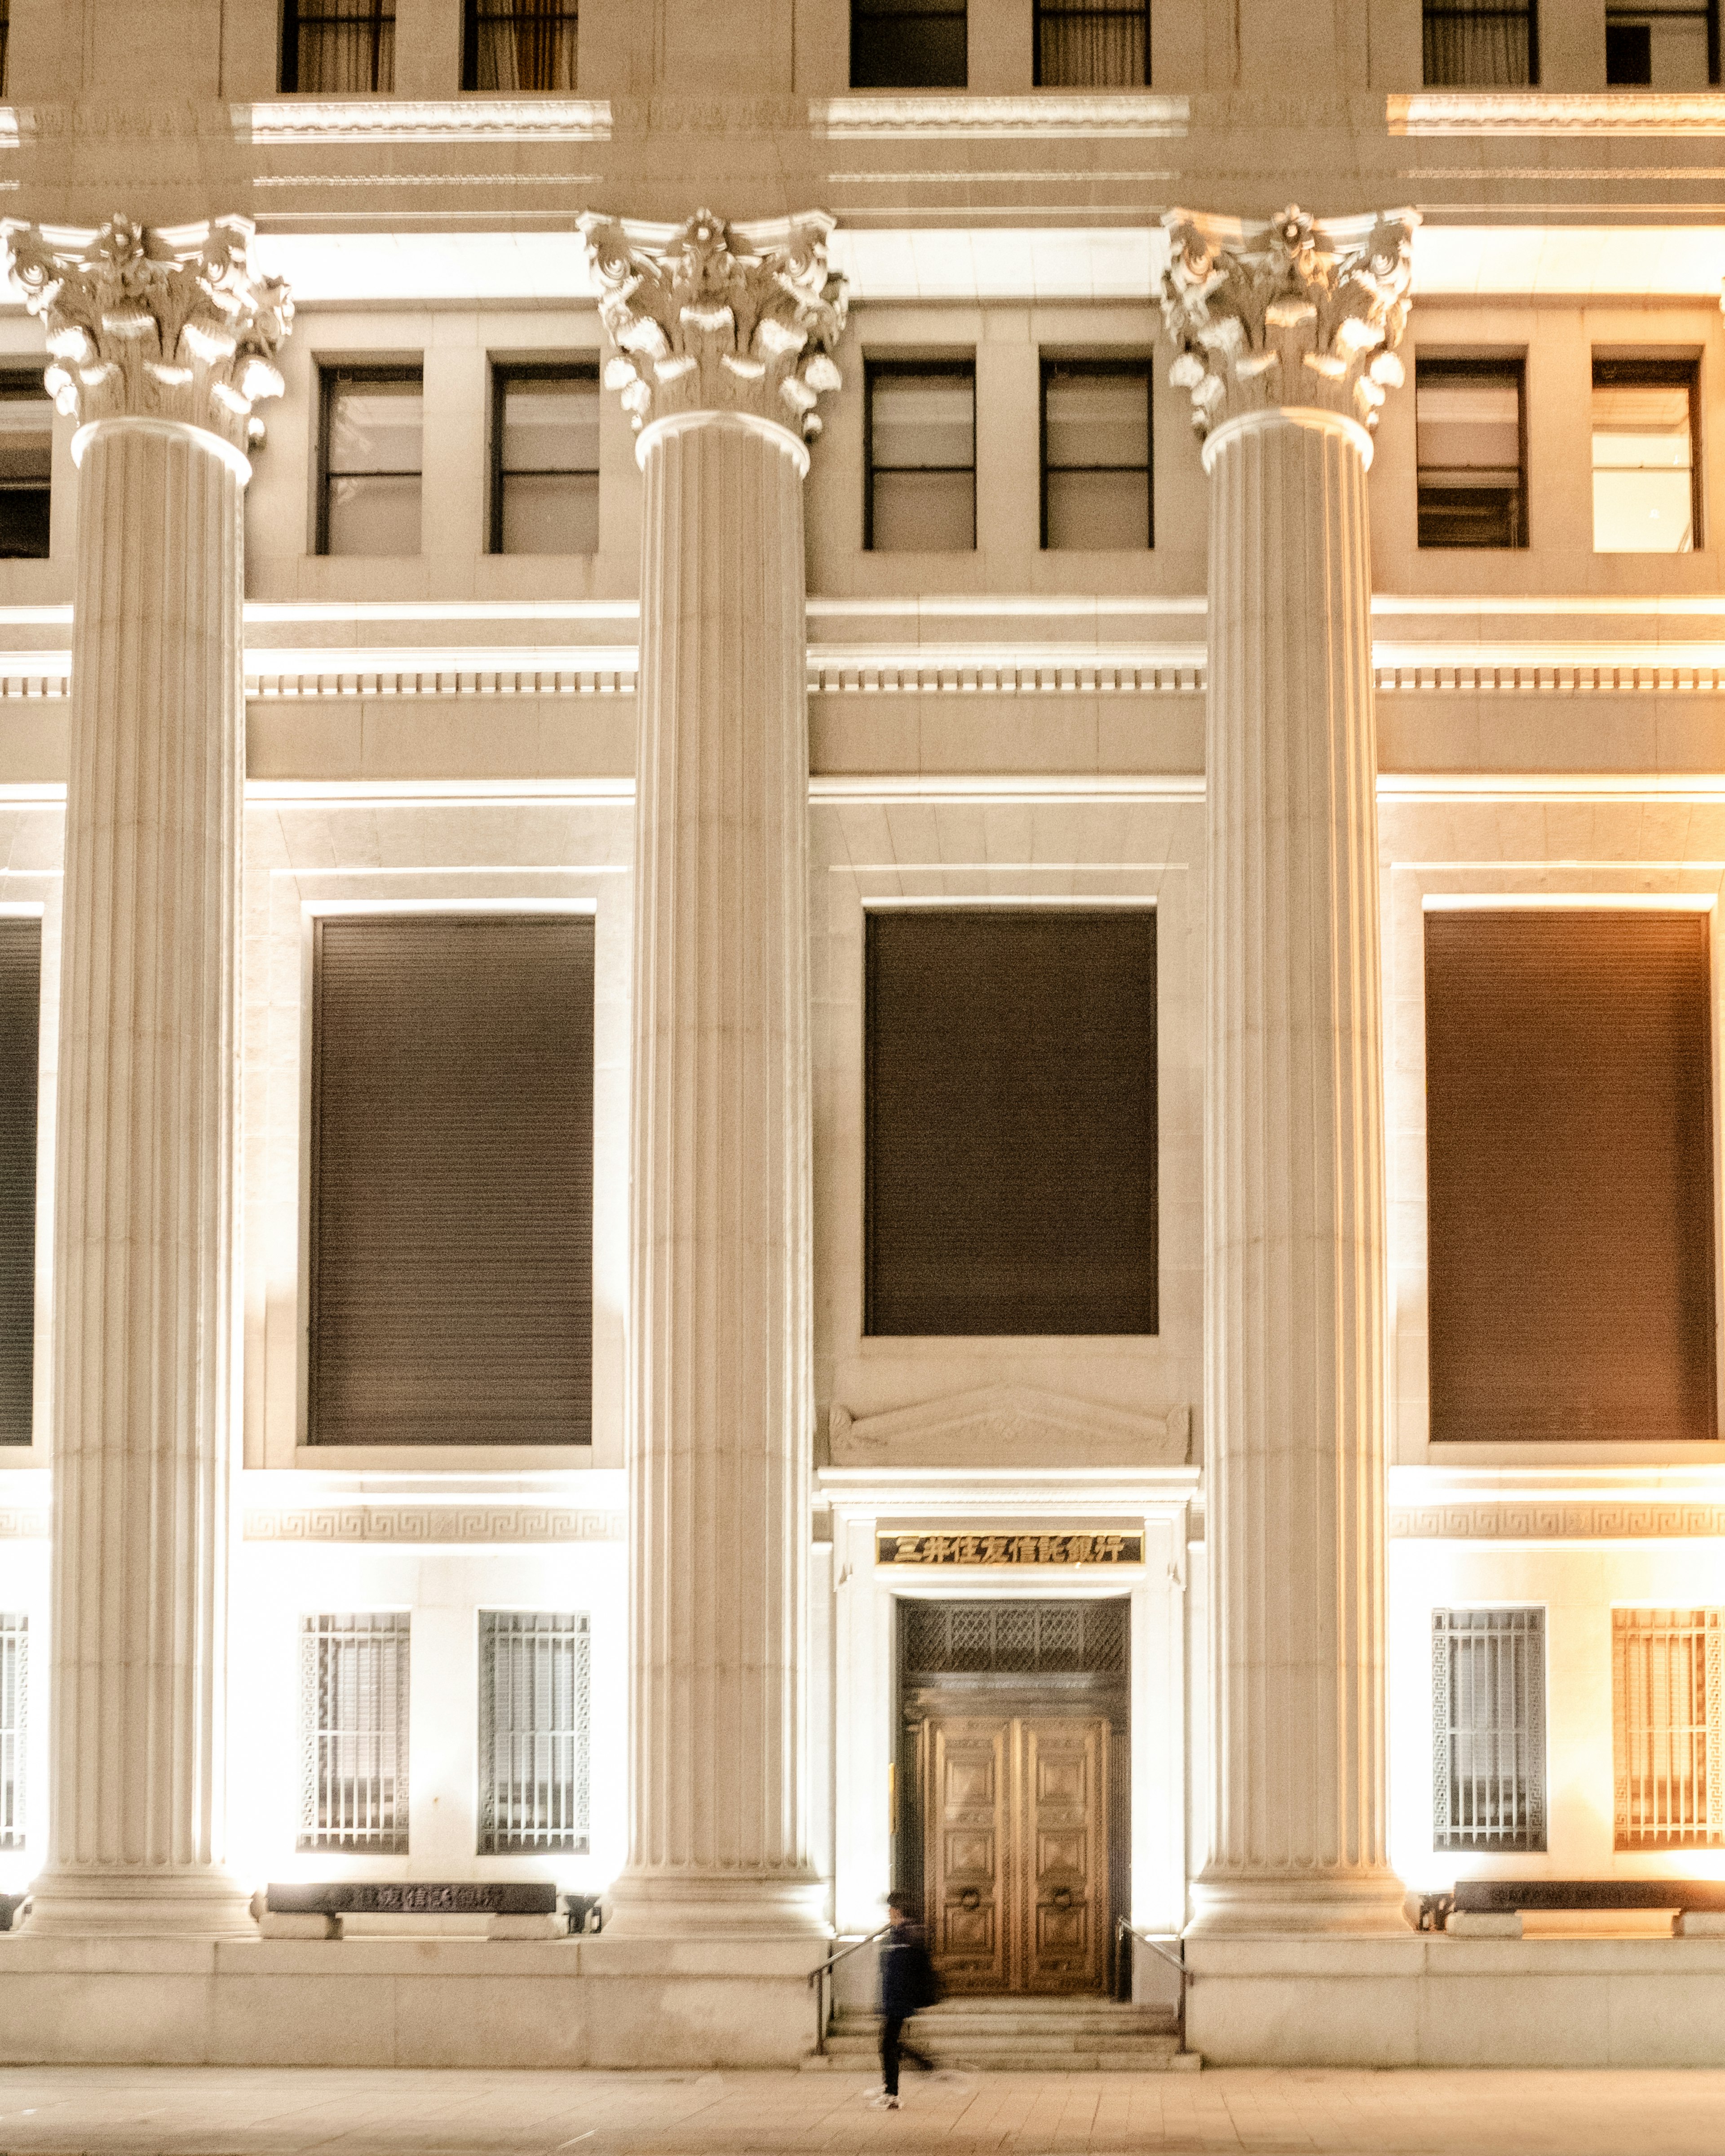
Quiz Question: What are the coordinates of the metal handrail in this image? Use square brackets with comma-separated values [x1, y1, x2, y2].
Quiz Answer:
[1115, 1916, 1189, 2052]
[808, 1924, 890, 2059]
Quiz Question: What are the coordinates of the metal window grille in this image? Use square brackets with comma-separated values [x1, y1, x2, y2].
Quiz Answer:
[1432, 1607, 1545, 1851]
[0, 1614, 23, 1849]
[1614, 1608, 1724, 1850]
[902, 1598, 1127, 1678]
[478, 1612, 589, 1853]
[299, 1613, 410, 1853]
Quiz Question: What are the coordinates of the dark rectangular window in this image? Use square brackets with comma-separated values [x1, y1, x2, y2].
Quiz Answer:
[1424, 909, 1716, 1445]
[1035, 0, 1148, 82]
[317, 365, 422, 558]
[491, 364, 599, 555]
[0, 921, 37, 1447]
[1432, 1608, 1546, 1852]
[865, 360, 975, 552]
[1416, 357, 1526, 549]
[463, 0, 577, 90]
[1041, 359, 1151, 550]
[866, 909, 1157, 1336]
[0, 374, 50, 562]
[1606, 1, 1717, 83]
[0, 0, 11, 99]
[1593, 357, 1700, 552]
[309, 914, 594, 1446]
[281, 0, 396, 91]
[1423, 0, 1537, 82]
[851, 0, 966, 87]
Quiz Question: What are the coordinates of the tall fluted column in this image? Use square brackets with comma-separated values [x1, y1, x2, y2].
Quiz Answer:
[580, 209, 845, 1937]
[2, 217, 289, 1935]
[1162, 207, 1415, 1934]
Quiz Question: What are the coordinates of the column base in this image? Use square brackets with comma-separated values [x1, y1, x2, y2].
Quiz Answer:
[603, 1868, 828, 1940]
[1188, 1866, 1410, 1936]
[24, 1867, 257, 1940]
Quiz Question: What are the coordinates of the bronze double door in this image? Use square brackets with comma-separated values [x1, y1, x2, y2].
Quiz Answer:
[923, 1712, 1110, 1995]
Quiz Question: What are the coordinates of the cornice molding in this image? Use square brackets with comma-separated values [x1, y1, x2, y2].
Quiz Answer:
[1389, 91, 1725, 135]
[241, 98, 611, 143]
[830, 1384, 1191, 1470]
[1160, 203, 1416, 441]
[243, 1504, 625, 1543]
[1392, 1503, 1725, 1539]
[812, 93, 1189, 138]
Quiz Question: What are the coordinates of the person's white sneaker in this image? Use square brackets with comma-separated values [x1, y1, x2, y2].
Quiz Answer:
[867, 2093, 901, 2109]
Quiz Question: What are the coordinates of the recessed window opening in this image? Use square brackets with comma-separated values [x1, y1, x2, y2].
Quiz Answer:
[464, 0, 577, 88]
[1432, 1608, 1546, 1852]
[864, 360, 976, 552]
[1041, 360, 1152, 550]
[491, 364, 600, 555]
[1415, 357, 1527, 549]
[282, 0, 395, 92]
[1423, 0, 1537, 82]
[478, 1611, 590, 1854]
[0, 1613, 23, 1850]
[0, 372, 51, 562]
[851, 0, 967, 85]
[317, 366, 423, 558]
[1614, 1608, 1724, 1849]
[299, 1613, 410, 1853]
[1592, 357, 1700, 552]
[0, 0, 11, 97]
[0, 919, 38, 1448]
[1605, 0, 1717, 83]
[1034, 0, 1148, 84]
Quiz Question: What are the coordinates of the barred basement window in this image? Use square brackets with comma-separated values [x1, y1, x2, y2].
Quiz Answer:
[1432, 1608, 1545, 1851]
[299, 1613, 410, 1853]
[478, 1612, 590, 1854]
[0, 1614, 23, 1850]
[1614, 1608, 1724, 1850]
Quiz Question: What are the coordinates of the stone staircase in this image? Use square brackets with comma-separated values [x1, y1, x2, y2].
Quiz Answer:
[814, 1994, 1200, 2072]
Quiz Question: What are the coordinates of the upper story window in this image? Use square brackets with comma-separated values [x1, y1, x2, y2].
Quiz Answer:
[308, 914, 595, 1448]
[464, 0, 577, 91]
[491, 364, 599, 554]
[317, 365, 422, 558]
[1606, 0, 1718, 83]
[0, 1, 11, 100]
[851, 0, 966, 88]
[1592, 357, 1699, 552]
[1424, 908, 1716, 1445]
[0, 919, 38, 1450]
[0, 373, 51, 562]
[1034, 0, 1148, 82]
[1041, 359, 1152, 550]
[1423, 0, 1536, 84]
[865, 360, 975, 552]
[282, 0, 396, 93]
[1415, 356, 1526, 549]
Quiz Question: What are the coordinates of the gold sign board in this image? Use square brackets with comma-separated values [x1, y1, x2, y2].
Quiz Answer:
[876, 1530, 1144, 1568]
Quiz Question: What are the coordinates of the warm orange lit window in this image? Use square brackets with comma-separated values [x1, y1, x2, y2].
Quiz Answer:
[1592, 358, 1700, 552]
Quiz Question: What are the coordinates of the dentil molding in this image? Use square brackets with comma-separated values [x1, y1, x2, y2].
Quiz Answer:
[1159, 203, 1416, 441]
[579, 207, 847, 443]
[812, 93, 1188, 138]
[0, 215, 291, 455]
[830, 1384, 1191, 1470]
[241, 99, 611, 143]
[243, 1504, 625, 1543]
[1389, 91, 1725, 135]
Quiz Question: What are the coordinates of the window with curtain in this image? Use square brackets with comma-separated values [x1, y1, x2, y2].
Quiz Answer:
[491, 365, 600, 554]
[1606, 0, 1717, 83]
[851, 0, 967, 87]
[318, 366, 423, 558]
[1432, 1608, 1546, 1852]
[298, 1613, 410, 1853]
[1041, 359, 1152, 549]
[478, 1612, 590, 1854]
[1034, 0, 1148, 84]
[1592, 358, 1699, 552]
[0, 1, 11, 101]
[866, 908, 1158, 1336]
[1423, 0, 1536, 83]
[281, 0, 396, 93]
[0, 373, 52, 561]
[1614, 1609, 1724, 1850]
[0, 1614, 23, 1850]
[464, 0, 578, 90]
[865, 361, 976, 552]
[1416, 357, 1527, 548]
[0, 919, 38, 1448]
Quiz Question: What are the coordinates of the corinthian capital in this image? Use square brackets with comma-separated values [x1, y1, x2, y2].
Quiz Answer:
[0, 214, 292, 456]
[578, 207, 847, 445]
[1159, 204, 1417, 442]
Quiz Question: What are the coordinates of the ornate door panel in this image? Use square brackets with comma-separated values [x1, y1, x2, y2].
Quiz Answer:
[1022, 1718, 1107, 1994]
[927, 1717, 1010, 1992]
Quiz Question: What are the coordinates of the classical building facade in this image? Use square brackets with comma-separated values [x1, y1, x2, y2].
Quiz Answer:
[0, 0, 1722, 2072]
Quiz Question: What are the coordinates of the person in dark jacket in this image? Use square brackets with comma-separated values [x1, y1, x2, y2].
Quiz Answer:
[871, 1892, 938, 2108]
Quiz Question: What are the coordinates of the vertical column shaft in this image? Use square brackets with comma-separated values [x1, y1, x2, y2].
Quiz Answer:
[614, 408, 822, 1936]
[29, 415, 250, 1936]
[1197, 407, 1402, 1933]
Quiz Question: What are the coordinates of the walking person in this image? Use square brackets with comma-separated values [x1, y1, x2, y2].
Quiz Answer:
[871, 1892, 939, 2109]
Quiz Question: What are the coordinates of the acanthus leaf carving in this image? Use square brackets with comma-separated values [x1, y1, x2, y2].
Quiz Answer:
[0, 212, 292, 456]
[1159, 203, 1417, 442]
[577, 205, 847, 443]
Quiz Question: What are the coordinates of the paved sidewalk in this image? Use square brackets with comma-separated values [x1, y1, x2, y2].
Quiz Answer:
[0, 2066, 1722, 2155]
